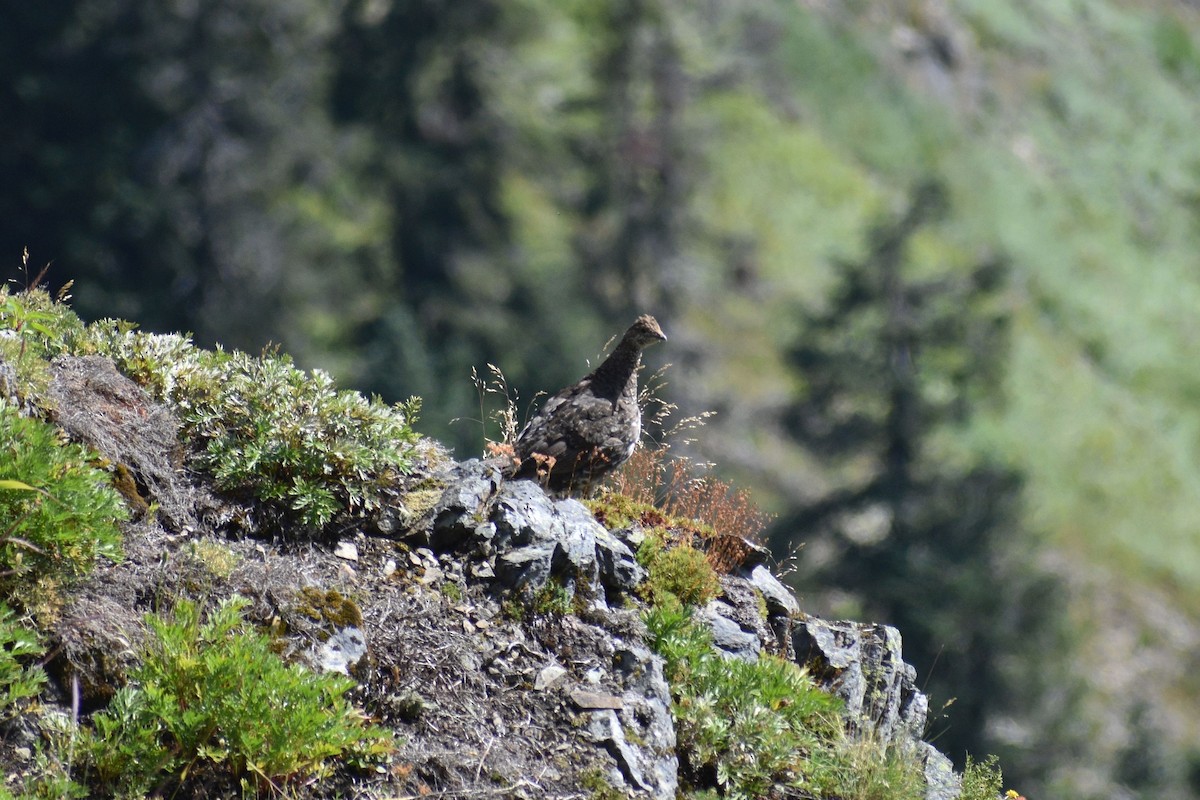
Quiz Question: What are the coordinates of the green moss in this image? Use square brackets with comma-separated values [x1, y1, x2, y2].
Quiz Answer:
[403, 484, 447, 522]
[297, 587, 364, 629]
[580, 767, 628, 800]
[753, 588, 769, 621]
[636, 529, 721, 609]
[109, 463, 150, 518]
[183, 540, 240, 581]
[532, 580, 572, 617]
[585, 492, 668, 531]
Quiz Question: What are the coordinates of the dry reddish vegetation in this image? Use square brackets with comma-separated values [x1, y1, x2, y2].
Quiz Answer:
[607, 445, 771, 540]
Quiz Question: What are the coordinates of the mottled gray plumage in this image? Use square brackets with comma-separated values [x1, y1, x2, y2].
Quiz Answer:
[512, 315, 666, 492]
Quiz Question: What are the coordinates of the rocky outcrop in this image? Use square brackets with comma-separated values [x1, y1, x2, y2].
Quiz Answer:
[13, 353, 964, 800]
[426, 459, 960, 800]
[794, 618, 960, 800]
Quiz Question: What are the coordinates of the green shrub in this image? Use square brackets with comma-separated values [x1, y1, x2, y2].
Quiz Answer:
[646, 603, 843, 798]
[532, 580, 572, 617]
[78, 322, 422, 531]
[960, 754, 1004, 800]
[0, 403, 126, 603]
[0, 603, 47, 717]
[647, 604, 925, 800]
[81, 596, 393, 798]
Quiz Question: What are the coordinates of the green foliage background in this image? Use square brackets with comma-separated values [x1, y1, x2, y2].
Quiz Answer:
[5, 1, 1200, 798]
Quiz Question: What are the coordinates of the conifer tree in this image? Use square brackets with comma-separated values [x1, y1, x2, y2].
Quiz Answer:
[775, 181, 1069, 777]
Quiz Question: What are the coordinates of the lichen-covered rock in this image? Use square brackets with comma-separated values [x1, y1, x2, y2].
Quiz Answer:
[432, 466, 646, 604]
[312, 626, 368, 675]
[920, 742, 963, 800]
[792, 616, 929, 745]
[583, 640, 677, 800]
[594, 527, 645, 596]
[697, 576, 773, 661]
[430, 458, 502, 550]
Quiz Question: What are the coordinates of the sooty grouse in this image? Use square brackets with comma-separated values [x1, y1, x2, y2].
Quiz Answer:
[511, 314, 666, 493]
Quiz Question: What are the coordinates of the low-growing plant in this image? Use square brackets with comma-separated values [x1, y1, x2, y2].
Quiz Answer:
[960, 754, 1004, 800]
[646, 603, 844, 798]
[636, 529, 721, 608]
[819, 734, 927, 800]
[608, 445, 772, 541]
[646, 603, 926, 800]
[0, 603, 47, 717]
[0, 403, 126, 604]
[532, 580, 572, 617]
[580, 766, 628, 800]
[440, 580, 463, 602]
[0, 279, 87, 396]
[13, 772, 90, 800]
[77, 321, 422, 532]
[81, 596, 393, 798]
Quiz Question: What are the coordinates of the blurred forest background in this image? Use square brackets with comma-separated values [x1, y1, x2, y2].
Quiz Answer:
[6, 1, 1200, 797]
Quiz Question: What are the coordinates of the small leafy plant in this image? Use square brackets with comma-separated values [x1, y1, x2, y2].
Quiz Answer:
[0, 281, 87, 399]
[81, 596, 392, 798]
[0, 603, 47, 717]
[646, 602, 843, 798]
[960, 755, 1004, 800]
[0, 403, 126, 604]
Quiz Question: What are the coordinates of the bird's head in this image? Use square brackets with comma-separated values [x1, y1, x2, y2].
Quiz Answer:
[623, 314, 667, 349]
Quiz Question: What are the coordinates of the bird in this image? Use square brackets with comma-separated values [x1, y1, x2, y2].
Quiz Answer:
[509, 314, 667, 493]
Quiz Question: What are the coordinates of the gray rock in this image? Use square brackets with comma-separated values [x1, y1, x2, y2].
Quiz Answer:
[750, 564, 799, 617]
[314, 626, 368, 675]
[535, 664, 568, 691]
[0, 354, 17, 402]
[919, 743, 962, 800]
[486, 483, 613, 600]
[588, 710, 647, 789]
[586, 642, 677, 800]
[749, 565, 800, 657]
[572, 689, 624, 710]
[553, 499, 602, 587]
[438, 466, 644, 602]
[792, 616, 928, 745]
[698, 600, 761, 661]
[469, 560, 495, 580]
[430, 459, 501, 550]
[611, 524, 646, 553]
[594, 527, 645, 595]
[493, 479, 557, 549]
[495, 542, 556, 590]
